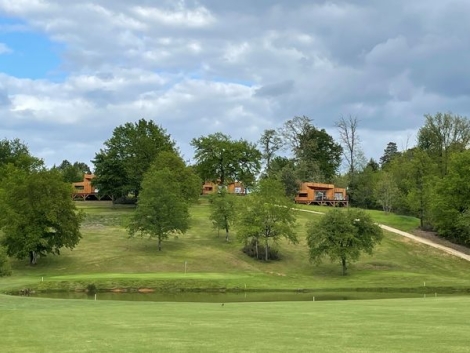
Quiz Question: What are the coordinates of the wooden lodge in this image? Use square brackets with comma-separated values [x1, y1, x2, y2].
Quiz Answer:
[202, 181, 247, 195]
[72, 174, 109, 201]
[295, 182, 348, 207]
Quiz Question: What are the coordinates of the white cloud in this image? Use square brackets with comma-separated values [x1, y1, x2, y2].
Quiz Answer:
[0, 0, 469, 168]
[0, 42, 12, 54]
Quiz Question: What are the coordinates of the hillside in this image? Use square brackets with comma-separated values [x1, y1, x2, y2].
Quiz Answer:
[1, 200, 469, 293]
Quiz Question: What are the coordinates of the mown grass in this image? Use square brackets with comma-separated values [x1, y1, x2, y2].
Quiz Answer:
[293, 204, 420, 232]
[1, 295, 469, 353]
[1, 200, 469, 293]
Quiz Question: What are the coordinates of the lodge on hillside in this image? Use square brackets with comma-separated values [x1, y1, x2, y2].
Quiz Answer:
[72, 174, 110, 201]
[295, 182, 348, 207]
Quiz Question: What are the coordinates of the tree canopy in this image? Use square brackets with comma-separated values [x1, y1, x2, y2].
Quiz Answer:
[0, 138, 42, 174]
[237, 178, 297, 261]
[306, 208, 383, 275]
[128, 167, 191, 251]
[55, 160, 92, 183]
[0, 167, 83, 265]
[92, 119, 175, 201]
[191, 132, 261, 187]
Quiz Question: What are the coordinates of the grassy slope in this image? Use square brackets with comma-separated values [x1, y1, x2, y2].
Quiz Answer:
[1, 295, 469, 353]
[1, 200, 469, 292]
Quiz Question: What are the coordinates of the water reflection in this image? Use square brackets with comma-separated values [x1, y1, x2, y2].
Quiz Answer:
[27, 291, 464, 303]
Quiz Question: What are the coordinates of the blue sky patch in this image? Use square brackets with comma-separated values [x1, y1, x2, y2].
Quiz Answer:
[0, 17, 65, 80]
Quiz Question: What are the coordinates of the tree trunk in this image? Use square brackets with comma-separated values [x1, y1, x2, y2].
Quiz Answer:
[341, 257, 347, 276]
[225, 227, 229, 242]
[255, 239, 259, 259]
[265, 238, 269, 261]
[158, 237, 162, 251]
[29, 251, 38, 265]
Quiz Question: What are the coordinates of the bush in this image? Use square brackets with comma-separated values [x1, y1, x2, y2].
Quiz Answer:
[242, 239, 280, 261]
[0, 246, 12, 277]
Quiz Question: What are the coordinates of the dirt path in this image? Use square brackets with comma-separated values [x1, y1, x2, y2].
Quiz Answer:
[294, 208, 470, 262]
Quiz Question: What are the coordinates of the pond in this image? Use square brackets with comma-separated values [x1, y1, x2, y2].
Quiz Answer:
[25, 291, 467, 303]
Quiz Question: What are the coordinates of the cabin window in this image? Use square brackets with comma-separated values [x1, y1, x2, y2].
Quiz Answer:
[74, 186, 84, 191]
[335, 192, 344, 200]
[315, 192, 325, 200]
[298, 192, 308, 198]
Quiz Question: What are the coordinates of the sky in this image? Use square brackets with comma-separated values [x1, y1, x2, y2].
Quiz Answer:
[1, 0, 469, 169]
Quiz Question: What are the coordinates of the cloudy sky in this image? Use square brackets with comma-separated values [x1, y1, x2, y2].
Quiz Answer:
[1, 0, 469, 168]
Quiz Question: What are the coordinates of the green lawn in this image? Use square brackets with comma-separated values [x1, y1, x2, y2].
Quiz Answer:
[293, 203, 421, 232]
[1, 295, 469, 353]
[1, 200, 469, 293]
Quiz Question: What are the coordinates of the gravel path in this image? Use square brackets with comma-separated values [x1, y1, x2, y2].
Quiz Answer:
[295, 208, 470, 262]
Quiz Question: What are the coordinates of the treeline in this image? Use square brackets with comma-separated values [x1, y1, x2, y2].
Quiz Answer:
[1, 111, 470, 275]
[351, 112, 470, 246]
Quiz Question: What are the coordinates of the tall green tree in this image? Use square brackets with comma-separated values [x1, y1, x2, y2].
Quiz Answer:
[0, 138, 42, 174]
[306, 209, 383, 275]
[390, 149, 437, 228]
[0, 167, 83, 265]
[128, 168, 190, 251]
[92, 119, 175, 201]
[352, 160, 380, 210]
[430, 150, 470, 245]
[55, 160, 92, 183]
[191, 132, 261, 187]
[379, 142, 399, 168]
[152, 151, 202, 204]
[418, 112, 470, 177]
[209, 188, 237, 242]
[297, 126, 342, 181]
[267, 156, 300, 198]
[237, 178, 297, 261]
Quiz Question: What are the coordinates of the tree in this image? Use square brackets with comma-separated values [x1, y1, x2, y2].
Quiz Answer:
[278, 116, 342, 182]
[152, 151, 202, 204]
[0, 246, 11, 277]
[418, 112, 470, 177]
[0, 138, 42, 174]
[56, 160, 92, 183]
[306, 209, 383, 275]
[352, 160, 380, 210]
[128, 168, 190, 251]
[0, 167, 83, 265]
[279, 115, 312, 156]
[92, 119, 175, 201]
[429, 150, 470, 245]
[297, 126, 342, 181]
[237, 178, 297, 261]
[209, 188, 237, 242]
[374, 172, 399, 213]
[259, 129, 283, 174]
[191, 132, 261, 187]
[390, 149, 436, 228]
[268, 156, 300, 198]
[379, 142, 399, 168]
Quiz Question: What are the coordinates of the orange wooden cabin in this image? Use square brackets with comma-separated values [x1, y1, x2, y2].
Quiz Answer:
[72, 174, 109, 201]
[295, 182, 348, 207]
[202, 181, 246, 195]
